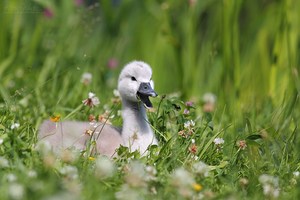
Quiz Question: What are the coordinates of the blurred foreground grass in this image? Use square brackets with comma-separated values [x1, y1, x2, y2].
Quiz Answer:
[1, 0, 300, 199]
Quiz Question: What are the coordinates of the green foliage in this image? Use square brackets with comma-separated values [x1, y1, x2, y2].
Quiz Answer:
[1, 0, 300, 199]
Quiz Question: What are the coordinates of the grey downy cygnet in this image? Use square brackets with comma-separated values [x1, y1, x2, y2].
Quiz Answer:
[38, 61, 158, 157]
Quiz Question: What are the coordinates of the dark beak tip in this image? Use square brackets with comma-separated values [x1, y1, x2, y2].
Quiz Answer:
[152, 92, 158, 97]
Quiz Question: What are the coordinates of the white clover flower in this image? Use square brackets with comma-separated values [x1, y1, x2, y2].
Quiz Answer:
[184, 120, 195, 129]
[27, 170, 37, 178]
[11, 123, 20, 130]
[95, 156, 115, 179]
[116, 162, 154, 200]
[259, 174, 280, 198]
[192, 161, 211, 177]
[272, 188, 280, 198]
[145, 165, 157, 181]
[191, 139, 195, 144]
[6, 173, 17, 182]
[113, 89, 120, 97]
[172, 167, 194, 187]
[90, 94, 100, 105]
[0, 156, 9, 168]
[59, 165, 78, 180]
[203, 93, 217, 112]
[259, 174, 279, 186]
[125, 161, 147, 187]
[213, 137, 225, 145]
[262, 184, 280, 198]
[203, 92, 217, 104]
[82, 92, 100, 107]
[9, 183, 24, 200]
[293, 171, 300, 177]
[88, 92, 95, 99]
[171, 167, 195, 198]
[81, 72, 92, 85]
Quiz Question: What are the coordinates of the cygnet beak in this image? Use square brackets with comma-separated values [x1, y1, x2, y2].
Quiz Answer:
[137, 82, 157, 108]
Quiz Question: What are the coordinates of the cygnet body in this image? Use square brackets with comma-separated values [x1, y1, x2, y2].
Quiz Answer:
[38, 61, 158, 157]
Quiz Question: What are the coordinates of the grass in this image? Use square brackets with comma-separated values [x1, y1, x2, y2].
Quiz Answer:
[1, 0, 300, 199]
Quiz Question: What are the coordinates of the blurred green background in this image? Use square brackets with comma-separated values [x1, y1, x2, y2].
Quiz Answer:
[1, 1, 300, 199]
[0, 0, 299, 113]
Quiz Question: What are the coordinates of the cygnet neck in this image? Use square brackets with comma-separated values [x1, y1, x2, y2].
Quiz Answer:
[121, 98, 156, 152]
[121, 99, 150, 133]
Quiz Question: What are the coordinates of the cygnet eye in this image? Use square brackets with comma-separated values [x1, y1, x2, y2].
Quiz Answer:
[131, 76, 137, 81]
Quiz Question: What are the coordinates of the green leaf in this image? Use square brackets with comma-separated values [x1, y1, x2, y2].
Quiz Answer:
[246, 140, 261, 147]
[246, 134, 262, 140]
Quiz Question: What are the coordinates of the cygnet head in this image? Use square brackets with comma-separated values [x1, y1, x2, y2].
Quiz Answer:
[118, 61, 157, 108]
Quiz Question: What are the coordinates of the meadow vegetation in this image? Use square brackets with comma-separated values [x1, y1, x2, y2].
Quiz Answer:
[1, 0, 300, 199]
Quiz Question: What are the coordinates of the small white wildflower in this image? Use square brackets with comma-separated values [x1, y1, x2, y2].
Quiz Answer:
[262, 184, 272, 195]
[59, 165, 78, 180]
[9, 183, 24, 200]
[11, 123, 20, 130]
[193, 161, 211, 177]
[0, 156, 9, 168]
[203, 92, 217, 104]
[293, 171, 300, 177]
[259, 174, 279, 186]
[172, 167, 194, 187]
[171, 167, 195, 198]
[184, 120, 195, 129]
[262, 184, 280, 198]
[259, 174, 280, 198]
[125, 161, 147, 187]
[27, 170, 37, 178]
[0, 138, 4, 145]
[81, 72, 92, 85]
[191, 139, 195, 144]
[6, 173, 17, 182]
[213, 137, 224, 145]
[273, 188, 280, 198]
[82, 92, 100, 107]
[88, 92, 95, 99]
[145, 165, 157, 181]
[113, 89, 120, 97]
[95, 156, 115, 179]
[203, 93, 217, 112]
